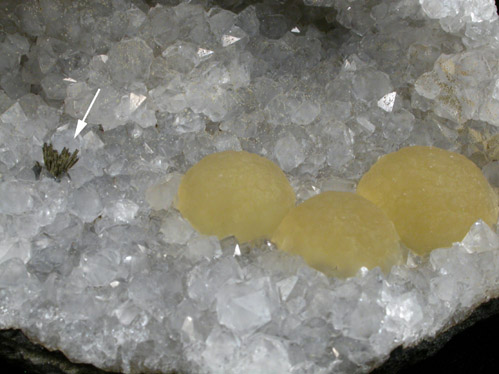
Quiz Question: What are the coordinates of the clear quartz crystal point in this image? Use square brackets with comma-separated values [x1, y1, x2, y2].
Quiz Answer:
[377, 91, 397, 112]
[222, 35, 241, 47]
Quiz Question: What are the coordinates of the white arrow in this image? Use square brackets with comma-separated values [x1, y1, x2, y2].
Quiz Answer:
[74, 88, 101, 138]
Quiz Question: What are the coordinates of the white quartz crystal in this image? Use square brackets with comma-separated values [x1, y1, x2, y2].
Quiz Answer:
[0, 0, 498, 373]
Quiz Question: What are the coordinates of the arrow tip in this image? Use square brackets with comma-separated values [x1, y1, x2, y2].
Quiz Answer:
[74, 119, 87, 138]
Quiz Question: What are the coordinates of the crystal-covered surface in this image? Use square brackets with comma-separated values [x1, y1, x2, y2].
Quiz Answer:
[0, 0, 498, 373]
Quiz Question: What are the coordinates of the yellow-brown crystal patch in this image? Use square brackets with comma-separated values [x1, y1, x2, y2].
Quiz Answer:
[176, 151, 295, 242]
[357, 146, 498, 255]
[272, 191, 403, 278]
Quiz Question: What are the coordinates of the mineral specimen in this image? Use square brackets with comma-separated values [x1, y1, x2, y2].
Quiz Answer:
[272, 191, 403, 277]
[176, 150, 295, 242]
[357, 146, 498, 255]
[36, 142, 79, 180]
[0, 0, 498, 373]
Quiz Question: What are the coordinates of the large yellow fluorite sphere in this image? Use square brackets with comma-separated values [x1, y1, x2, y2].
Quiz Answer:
[272, 191, 403, 278]
[176, 151, 295, 242]
[357, 146, 498, 255]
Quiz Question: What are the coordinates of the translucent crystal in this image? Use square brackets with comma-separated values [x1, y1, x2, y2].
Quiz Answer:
[160, 211, 195, 245]
[82, 131, 105, 151]
[107, 38, 153, 84]
[183, 235, 222, 262]
[0, 238, 31, 265]
[16, 3, 45, 37]
[27, 243, 73, 281]
[187, 256, 243, 309]
[233, 334, 291, 373]
[125, 6, 147, 37]
[352, 69, 393, 103]
[86, 86, 124, 131]
[0, 34, 30, 74]
[383, 289, 424, 341]
[216, 278, 274, 333]
[222, 34, 242, 47]
[201, 325, 240, 371]
[235, 5, 260, 36]
[276, 276, 298, 301]
[290, 99, 320, 125]
[145, 172, 182, 211]
[0, 70, 30, 99]
[80, 250, 120, 287]
[0, 181, 34, 215]
[419, 0, 498, 23]
[105, 199, 139, 223]
[208, 8, 236, 38]
[377, 92, 397, 112]
[482, 161, 499, 187]
[113, 300, 141, 326]
[325, 121, 355, 169]
[274, 134, 305, 172]
[0, 102, 28, 124]
[148, 5, 179, 48]
[0, 90, 14, 115]
[0, 258, 29, 287]
[41, 73, 70, 101]
[460, 220, 499, 253]
[68, 185, 103, 223]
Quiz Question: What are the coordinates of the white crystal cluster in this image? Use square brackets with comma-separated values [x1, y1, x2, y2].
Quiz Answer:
[0, 0, 498, 373]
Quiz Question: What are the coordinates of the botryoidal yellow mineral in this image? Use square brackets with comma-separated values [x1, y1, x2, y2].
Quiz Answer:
[176, 151, 295, 242]
[272, 191, 404, 278]
[357, 146, 498, 256]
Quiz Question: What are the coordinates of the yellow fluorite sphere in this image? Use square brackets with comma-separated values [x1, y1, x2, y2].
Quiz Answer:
[272, 191, 403, 278]
[176, 151, 295, 242]
[357, 146, 498, 255]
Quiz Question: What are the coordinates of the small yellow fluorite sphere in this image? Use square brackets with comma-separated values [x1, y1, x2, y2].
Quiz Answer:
[176, 151, 295, 242]
[272, 191, 403, 278]
[357, 146, 498, 255]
